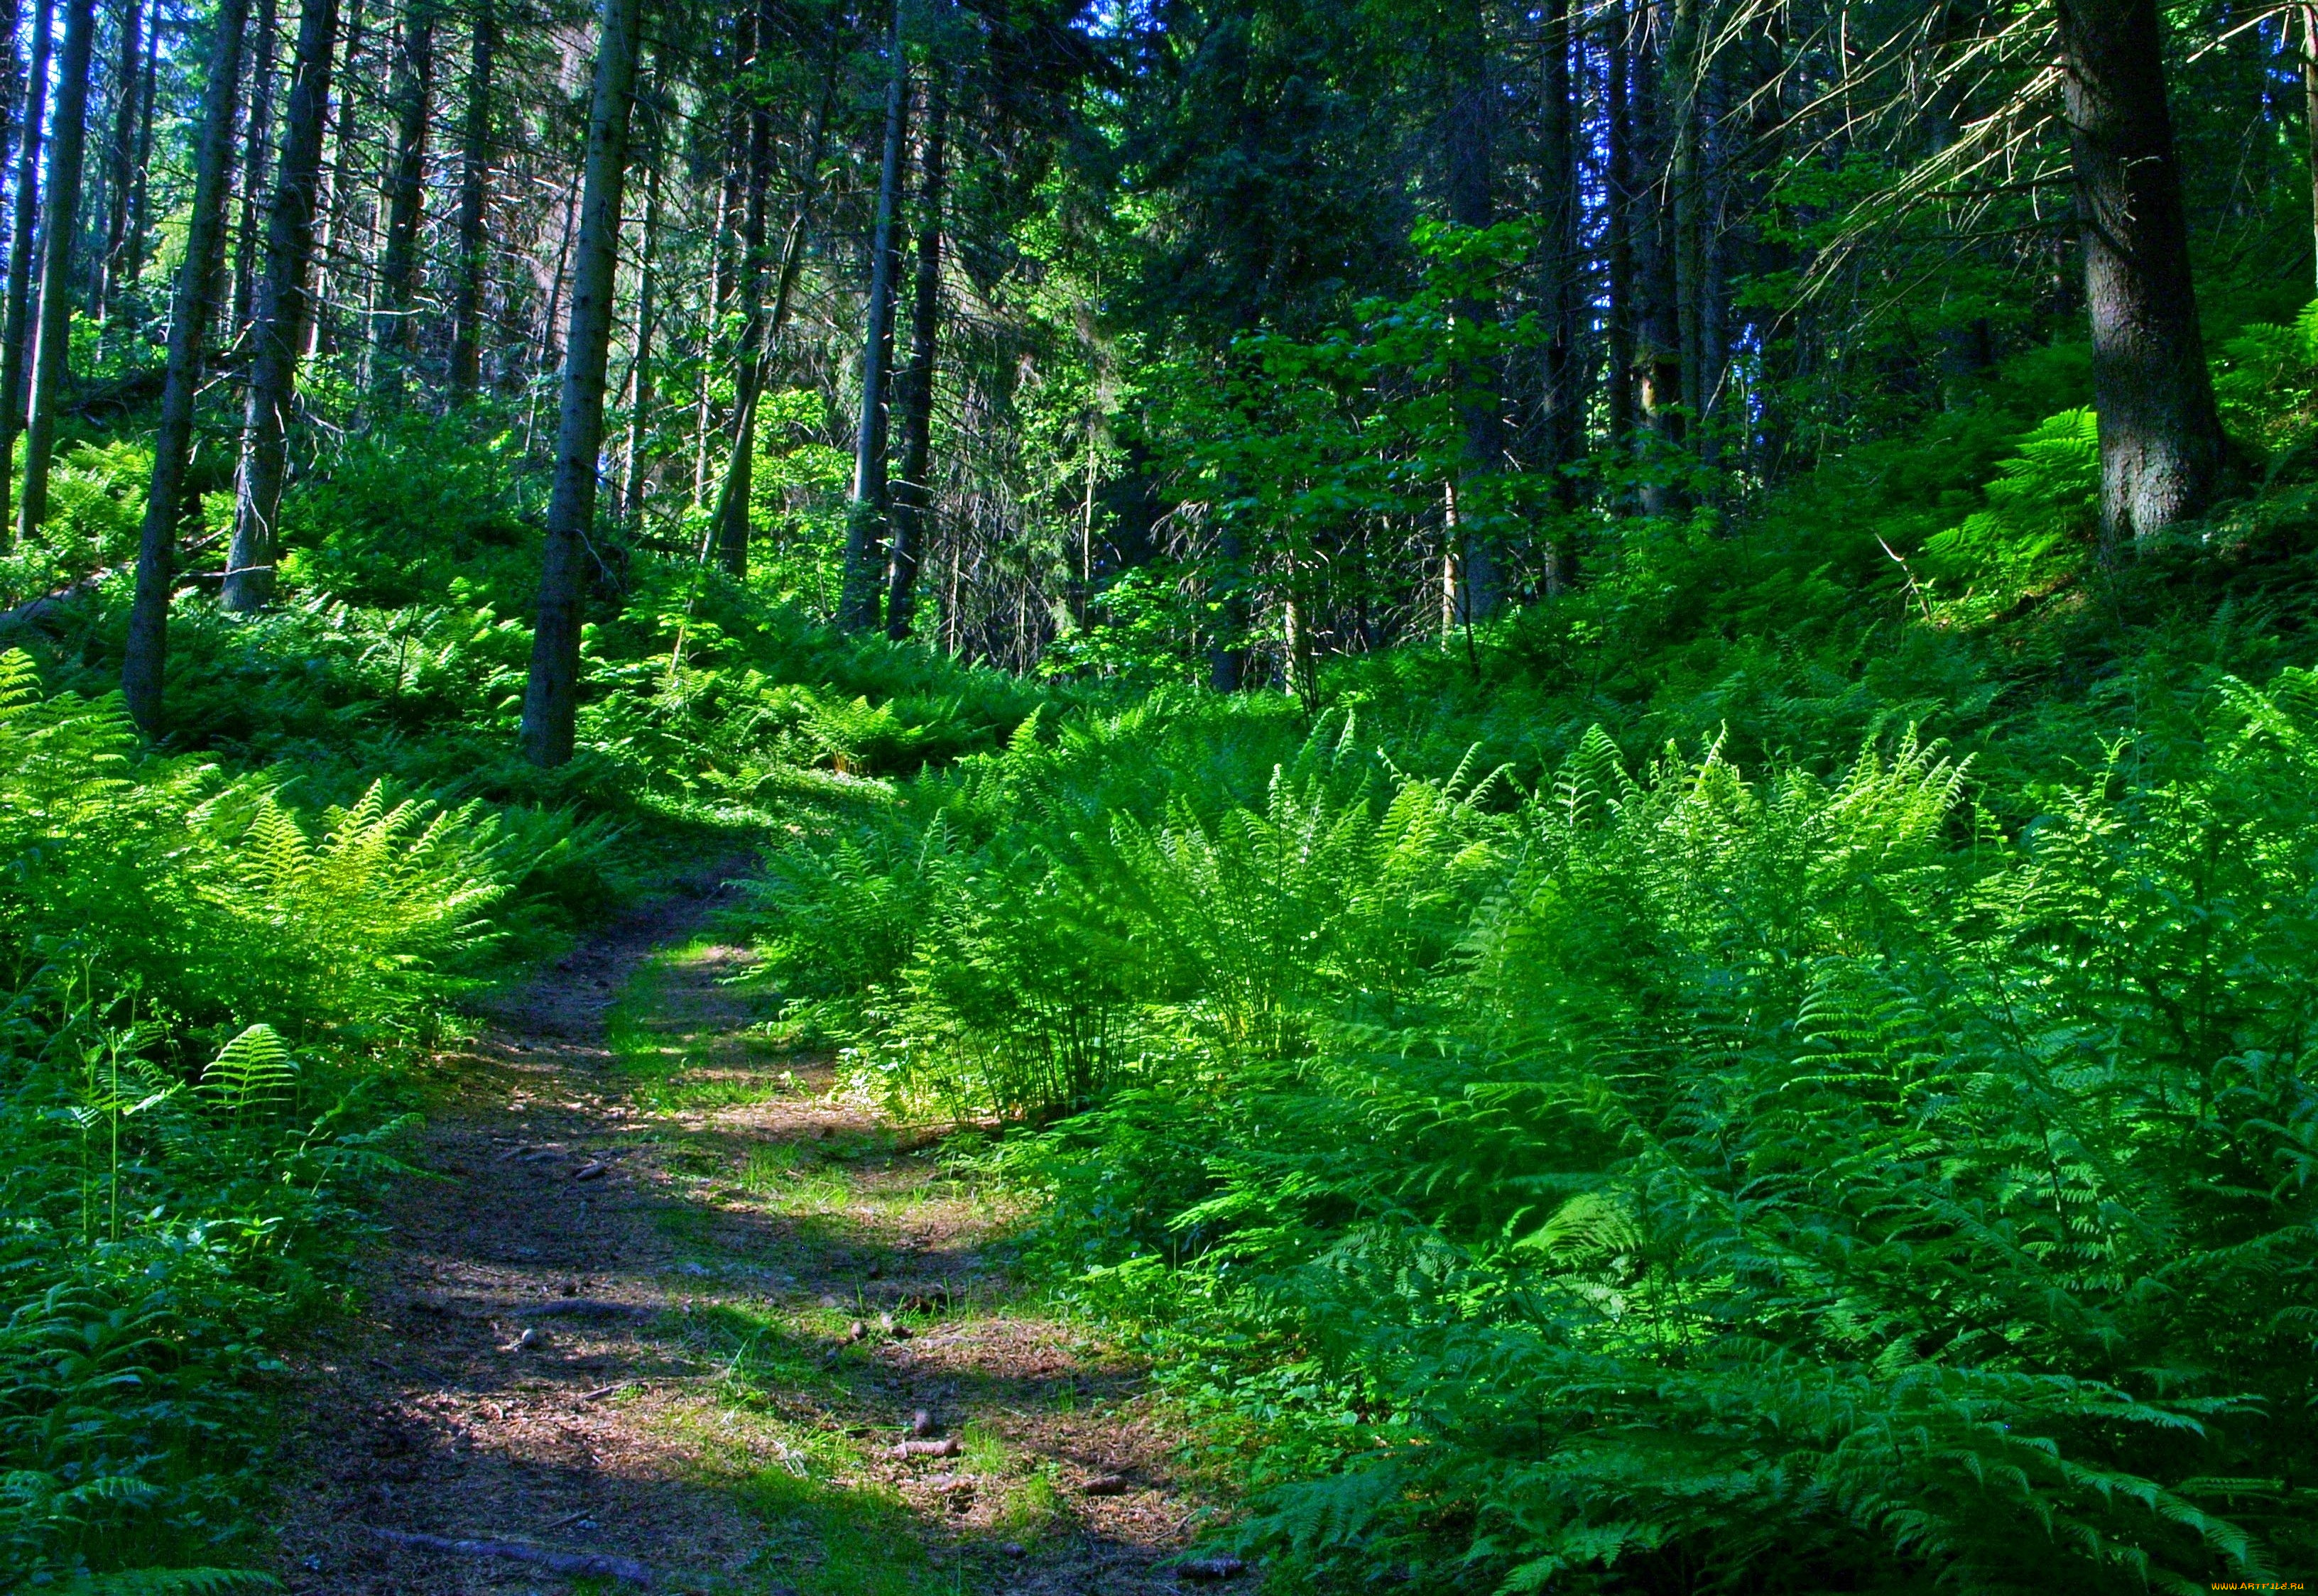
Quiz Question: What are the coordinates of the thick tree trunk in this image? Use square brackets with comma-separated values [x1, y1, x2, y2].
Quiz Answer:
[370, 0, 433, 388]
[517, 0, 643, 766]
[15, 0, 96, 545]
[0, 0, 53, 536]
[222, 0, 339, 611]
[885, 74, 948, 640]
[712, 0, 771, 577]
[1444, 1, 1501, 623]
[2056, 0, 2228, 549]
[837, 16, 908, 633]
[94, 0, 146, 319]
[447, 0, 492, 396]
[230, 0, 278, 335]
[122, 0, 251, 731]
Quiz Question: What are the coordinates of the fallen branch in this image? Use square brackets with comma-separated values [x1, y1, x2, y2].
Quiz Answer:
[367, 1526, 656, 1587]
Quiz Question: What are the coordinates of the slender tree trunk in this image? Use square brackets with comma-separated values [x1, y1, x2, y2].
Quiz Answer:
[94, 0, 144, 318]
[1606, 0, 1636, 461]
[712, 0, 771, 576]
[2056, 0, 2228, 549]
[123, 0, 251, 731]
[837, 11, 907, 633]
[16, 0, 97, 545]
[518, 0, 643, 766]
[2302, 6, 2317, 294]
[231, 0, 278, 335]
[1670, 0, 1703, 425]
[619, 102, 662, 525]
[308, 0, 362, 359]
[885, 72, 947, 640]
[370, 0, 433, 388]
[0, 0, 23, 281]
[0, 0, 52, 535]
[1445, 0, 1501, 623]
[709, 32, 837, 569]
[447, 0, 491, 396]
[1539, 0, 1579, 538]
[222, 0, 339, 611]
[121, 19, 159, 297]
[1636, 6, 1686, 516]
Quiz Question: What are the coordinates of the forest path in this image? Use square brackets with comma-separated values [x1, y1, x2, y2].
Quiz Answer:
[276, 865, 1221, 1596]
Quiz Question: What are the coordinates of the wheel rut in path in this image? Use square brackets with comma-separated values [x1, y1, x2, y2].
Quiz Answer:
[277, 866, 1223, 1595]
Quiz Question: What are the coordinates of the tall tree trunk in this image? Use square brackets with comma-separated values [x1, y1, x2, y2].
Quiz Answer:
[0, 0, 52, 535]
[837, 12, 907, 634]
[885, 72, 947, 640]
[120, 16, 159, 297]
[1538, 0, 1579, 540]
[517, 0, 643, 766]
[1635, 5, 1686, 517]
[222, 0, 339, 611]
[230, 0, 278, 334]
[0, 0, 25, 288]
[1670, 0, 1703, 425]
[2305, 6, 2318, 295]
[1445, 0, 1501, 623]
[123, 0, 251, 731]
[619, 89, 662, 525]
[2056, 0, 2228, 549]
[710, 33, 837, 567]
[712, 0, 771, 577]
[308, 0, 362, 359]
[447, 0, 491, 396]
[94, 0, 146, 319]
[15, 0, 97, 545]
[1605, 0, 1635, 463]
[370, 0, 433, 388]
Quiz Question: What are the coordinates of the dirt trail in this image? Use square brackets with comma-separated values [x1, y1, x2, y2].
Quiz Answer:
[277, 869, 1223, 1595]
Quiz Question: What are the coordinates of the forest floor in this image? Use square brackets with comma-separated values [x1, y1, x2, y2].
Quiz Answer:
[272, 867, 1228, 1595]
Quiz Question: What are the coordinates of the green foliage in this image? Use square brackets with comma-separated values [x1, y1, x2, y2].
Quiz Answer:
[1917, 408, 2099, 625]
[0, 655, 492, 1583]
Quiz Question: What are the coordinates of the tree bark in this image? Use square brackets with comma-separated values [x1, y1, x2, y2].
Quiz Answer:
[1538, 0, 1579, 543]
[221, 0, 339, 611]
[2056, 0, 2228, 549]
[230, 0, 278, 336]
[885, 72, 947, 640]
[619, 86, 662, 526]
[120, 15, 159, 299]
[122, 0, 251, 732]
[711, 0, 771, 577]
[517, 0, 643, 766]
[308, 0, 364, 360]
[1635, 4, 1686, 517]
[2305, 6, 2318, 296]
[0, 0, 52, 536]
[447, 0, 492, 396]
[1444, 0, 1501, 623]
[370, 0, 434, 388]
[837, 12, 908, 633]
[1605, 0, 1635, 461]
[94, 0, 146, 319]
[15, 0, 97, 545]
